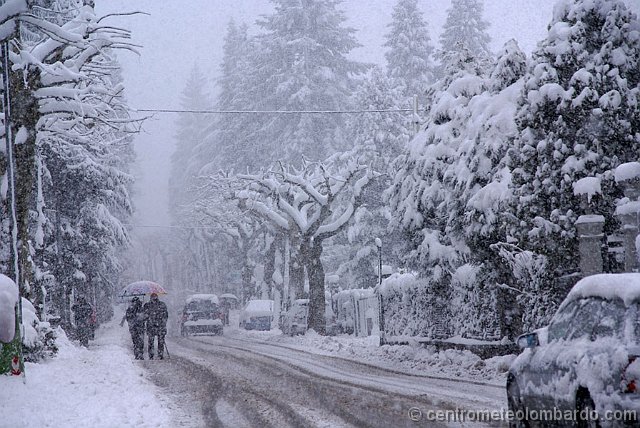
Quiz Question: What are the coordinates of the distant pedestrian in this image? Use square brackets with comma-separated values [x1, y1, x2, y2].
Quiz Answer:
[72, 296, 93, 347]
[120, 297, 145, 359]
[144, 293, 168, 359]
[221, 300, 230, 326]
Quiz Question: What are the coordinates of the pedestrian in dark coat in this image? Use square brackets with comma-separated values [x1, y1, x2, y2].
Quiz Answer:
[72, 296, 93, 347]
[143, 293, 168, 359]
[120, 297, 145, 359]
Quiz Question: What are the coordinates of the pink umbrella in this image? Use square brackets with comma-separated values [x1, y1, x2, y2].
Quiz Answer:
[119, 281, 167, 297]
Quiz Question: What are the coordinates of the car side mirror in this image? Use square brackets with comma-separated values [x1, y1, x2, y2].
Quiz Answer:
[517, 332, 539, 349]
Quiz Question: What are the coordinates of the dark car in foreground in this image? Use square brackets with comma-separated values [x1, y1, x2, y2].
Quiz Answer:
[507, 273, 640, 427]
[180, 294, 224, 336]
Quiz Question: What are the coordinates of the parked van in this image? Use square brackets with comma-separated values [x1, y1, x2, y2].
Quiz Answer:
[239, 299, 274, 331]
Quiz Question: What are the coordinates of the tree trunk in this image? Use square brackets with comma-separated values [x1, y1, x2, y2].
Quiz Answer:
[7, 56, 39, 300]
[263, 236, 277, 294]
[305, 239, 326, 335]
[289, 233, 305, 303]
[241, 250, 253, 304]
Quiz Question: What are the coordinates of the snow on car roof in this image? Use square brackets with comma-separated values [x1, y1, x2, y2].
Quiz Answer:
[566, 273, 640, 306]
[186, 294, 219, 304]
[245, 299, 274, 311]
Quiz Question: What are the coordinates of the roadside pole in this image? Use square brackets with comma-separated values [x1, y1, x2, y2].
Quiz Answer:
[375, 238, 385, 346]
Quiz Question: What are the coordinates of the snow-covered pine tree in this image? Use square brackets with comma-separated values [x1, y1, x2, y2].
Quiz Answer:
[167, 65, 221, 295]
[252, 0, 366, 165]
[211, 20, 264, 173]
[445, 40, 527, 338]
[169, 64, 213, 222]
[330, 67, 407, 291]
[385, 37, 531, 339]
[383, 0, 435, 98]
[387, 46, 489, 338]
[509, 0, 640, 326]
[437, 0, 492, 76]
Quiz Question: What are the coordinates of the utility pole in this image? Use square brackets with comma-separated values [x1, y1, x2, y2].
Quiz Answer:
[412, 94, 420, 135]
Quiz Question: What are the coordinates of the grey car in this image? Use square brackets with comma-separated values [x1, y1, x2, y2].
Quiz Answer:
[507, 273, 640, 427]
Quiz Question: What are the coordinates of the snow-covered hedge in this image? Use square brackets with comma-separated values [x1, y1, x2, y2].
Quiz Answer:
[379, 273, 452, 339]
[378, 271, 500, 340]
[21, 298, 58, 362]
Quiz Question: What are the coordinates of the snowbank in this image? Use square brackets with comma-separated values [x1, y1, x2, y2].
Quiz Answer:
[0, 274, 19, 343]
[20, 297, 39, 347]
[229, 328, 513, 385]
[0, 311, 171, 427]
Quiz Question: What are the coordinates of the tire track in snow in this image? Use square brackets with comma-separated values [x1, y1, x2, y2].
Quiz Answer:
[190, 335, 506, 413]
[174, 336, 496, 427]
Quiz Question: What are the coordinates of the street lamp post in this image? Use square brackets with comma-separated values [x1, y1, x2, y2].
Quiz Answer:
[374, 237, 385, 346]
[375, 237, 382, 286]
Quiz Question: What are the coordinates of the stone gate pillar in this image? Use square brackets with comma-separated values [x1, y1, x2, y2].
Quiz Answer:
[575, 215, 605, 276]
[615, 162, 640, 272]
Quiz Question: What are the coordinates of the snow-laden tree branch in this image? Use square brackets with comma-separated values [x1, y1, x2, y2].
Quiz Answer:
[235, 156, 375, 333]
[0, 2, 141, 327]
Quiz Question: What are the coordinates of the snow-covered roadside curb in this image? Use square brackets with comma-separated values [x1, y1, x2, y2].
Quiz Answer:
[225, 327, 514, 386]
[0, 311, 172, 428]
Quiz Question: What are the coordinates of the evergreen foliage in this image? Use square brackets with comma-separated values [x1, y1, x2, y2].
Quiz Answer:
[383, 0, 435, 97]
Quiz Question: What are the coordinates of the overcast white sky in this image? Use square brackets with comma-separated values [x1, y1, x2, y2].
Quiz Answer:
[94, 0, 638, 229]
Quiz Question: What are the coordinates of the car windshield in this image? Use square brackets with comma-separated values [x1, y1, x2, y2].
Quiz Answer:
[291, 305, 307, 320]
[186, 300, 217, 313]
[549, 298, 626, 342]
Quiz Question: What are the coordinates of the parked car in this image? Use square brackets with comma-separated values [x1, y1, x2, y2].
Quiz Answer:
[239, 299, 274, 331]
[281, 299, 309, 336]
[180, 294, 224, 336]
[281, 298, 337, 336]
[507, 273, 640, 427]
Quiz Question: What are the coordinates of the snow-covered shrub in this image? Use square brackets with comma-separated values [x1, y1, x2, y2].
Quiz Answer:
[449, 264, 499, 339]
[21, 298, 58, 363]
[493, 243, 559, 332]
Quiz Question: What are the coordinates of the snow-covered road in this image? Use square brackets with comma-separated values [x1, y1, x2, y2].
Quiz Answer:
[1, 310, 509, 427]
[158, 334, 509, 427]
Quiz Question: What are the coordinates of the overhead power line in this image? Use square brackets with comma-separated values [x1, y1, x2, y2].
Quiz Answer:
[135, 108, 415, 115]
[123, 223, 217, 230]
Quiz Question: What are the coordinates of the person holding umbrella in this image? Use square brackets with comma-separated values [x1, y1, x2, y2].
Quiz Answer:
[120, 297, 145, 360]
[144, 293, 168, 359]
